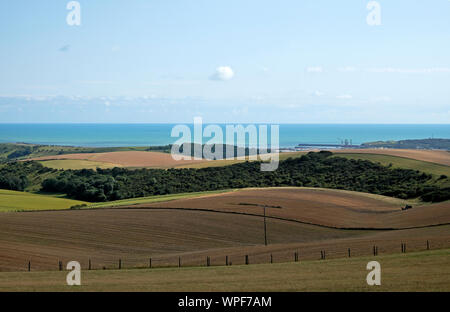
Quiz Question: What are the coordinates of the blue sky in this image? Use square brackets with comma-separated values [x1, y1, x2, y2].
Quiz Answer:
[0, 0, 449, 123]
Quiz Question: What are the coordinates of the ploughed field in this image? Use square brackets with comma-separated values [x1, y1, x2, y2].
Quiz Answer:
[0, 187, 449, 272]
[136, 188, 450, 229]
[0, 208, 366, 271]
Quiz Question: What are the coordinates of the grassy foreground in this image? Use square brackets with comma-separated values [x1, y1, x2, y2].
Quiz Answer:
[0, 249, 448, 292]
[0, 189, 86, 212]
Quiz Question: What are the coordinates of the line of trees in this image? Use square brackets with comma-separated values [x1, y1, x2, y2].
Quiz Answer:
[37, 151, 448, 203]
[0, 161, 52, 191]
[1, 152, 448, 202]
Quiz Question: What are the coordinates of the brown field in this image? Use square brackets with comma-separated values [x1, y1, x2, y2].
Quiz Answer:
[0, 208, 367, 271]
[333, 148, 450, 166]
[135, 188, 450, 229]
[27, 148, 450, 170]
[1, 207, 449, 273]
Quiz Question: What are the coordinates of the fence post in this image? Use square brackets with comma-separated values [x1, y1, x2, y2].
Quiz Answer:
[270, 254, 273, 264]
[226, 256, 228, 266]
[245, 255, 249, 265]
[28, 261, 31, 272]
[88, 259, 91, 270]
[119, 259, 122, 270]
[427, 240, 430, 250]
[178, 257, 181, 268]
[149, 258, 152, 268]
[348, 248, 351, 258]
[206, 256, 210, 267]
[59, 260, 62, 271]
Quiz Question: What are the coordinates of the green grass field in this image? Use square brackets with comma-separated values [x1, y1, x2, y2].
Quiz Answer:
[39, 159, 122, 170]
[0, 249, 448, 291]
[278, 151, 450, 176]
[334, 153, 450, 177]
[87, 189, 236, 209]
[0, 143, 168, 162]
[0, 189, 87, 212]
[0, 189, 235, 212]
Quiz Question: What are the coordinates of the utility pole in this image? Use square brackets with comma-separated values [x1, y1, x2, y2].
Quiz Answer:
[263, 205, 268, 246]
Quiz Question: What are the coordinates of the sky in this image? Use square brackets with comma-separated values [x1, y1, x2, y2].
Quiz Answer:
[0, 0, 449, 123]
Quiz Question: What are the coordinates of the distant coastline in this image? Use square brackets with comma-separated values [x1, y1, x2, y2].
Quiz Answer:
[0, 124, 449, 148]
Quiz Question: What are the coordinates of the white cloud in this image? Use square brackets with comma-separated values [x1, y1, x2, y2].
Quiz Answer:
[210, 66, 235, 81]
[306, 66, 323, 73]
[336, 94, 353, 99]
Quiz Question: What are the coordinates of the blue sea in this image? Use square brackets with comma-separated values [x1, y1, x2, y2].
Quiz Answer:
[0, 124, 449, 148]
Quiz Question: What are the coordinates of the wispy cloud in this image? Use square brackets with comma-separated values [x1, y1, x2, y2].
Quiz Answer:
[367, 67, 450, 73]
[306, 66, 323, 73]
[336, 94, 353, 99]
[370, 96, 392, 103]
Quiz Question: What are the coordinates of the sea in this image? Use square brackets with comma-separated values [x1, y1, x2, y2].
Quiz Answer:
[0, 124, 449, 148]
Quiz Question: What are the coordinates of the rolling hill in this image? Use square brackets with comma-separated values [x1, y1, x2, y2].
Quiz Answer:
[132, 187, 450, 229]
[0, 187, 449, 273]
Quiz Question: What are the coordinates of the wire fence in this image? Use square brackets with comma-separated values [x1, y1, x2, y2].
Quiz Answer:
[15, 238, 446, 273]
